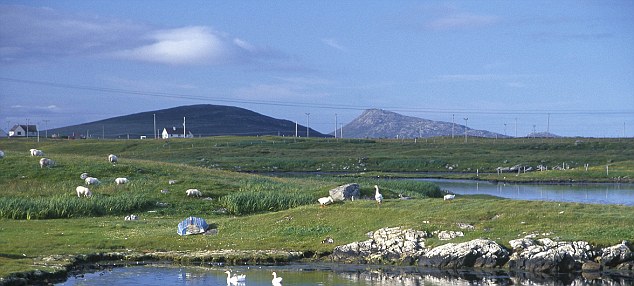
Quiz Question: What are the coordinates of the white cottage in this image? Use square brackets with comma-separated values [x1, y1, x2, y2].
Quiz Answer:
[162, 127, 193, 139]
[9, 125, 38, 137]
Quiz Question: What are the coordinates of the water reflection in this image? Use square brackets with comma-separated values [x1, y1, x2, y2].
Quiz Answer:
[58, 264, 633, 286]
[415, 178, 634, 206]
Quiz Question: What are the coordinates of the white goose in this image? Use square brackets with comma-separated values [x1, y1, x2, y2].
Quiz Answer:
[272, 271, 283, 284]
[224, 270, 246, 285]
[374, 185, 383, 206]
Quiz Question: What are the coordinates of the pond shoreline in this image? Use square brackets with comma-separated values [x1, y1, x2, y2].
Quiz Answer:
[3, 245, 634, 286]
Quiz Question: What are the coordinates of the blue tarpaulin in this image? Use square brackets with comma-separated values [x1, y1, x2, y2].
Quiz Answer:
[177, 216, 209, 236]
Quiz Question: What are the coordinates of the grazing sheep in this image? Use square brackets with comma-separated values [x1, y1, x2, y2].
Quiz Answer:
[80, 172, 89, 180]
[186, 189, 202, 197]
[124, 214, 139, 221]
[443, 194, 456, 201]
[76, 186, 92, 197]
[0, 150, 4, 159]
[114, 177, 128, 185]
[39, 158, 54, 168]
[85, 177, 100, 185]
[108, 154, 118, 164]
[318, 196, 334, 207]
[30, 149, 44, 156]
[168, 180, 177, 185]
[374, 185, 383, 206]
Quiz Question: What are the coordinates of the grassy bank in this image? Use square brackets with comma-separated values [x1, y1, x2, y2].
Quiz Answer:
[0, 137, 633, 277]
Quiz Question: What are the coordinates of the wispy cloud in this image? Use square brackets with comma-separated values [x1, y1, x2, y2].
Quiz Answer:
[321, 38, 347, 51]
[426, 12, 498, 30]
[0, 4, 291, 67]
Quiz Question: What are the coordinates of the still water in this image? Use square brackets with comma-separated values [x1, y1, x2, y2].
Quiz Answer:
[415, 178, 634, 206]
[57, 263, 633, 286]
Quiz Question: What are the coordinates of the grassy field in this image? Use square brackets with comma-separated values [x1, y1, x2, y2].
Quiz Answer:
[0, 137, 633, 277]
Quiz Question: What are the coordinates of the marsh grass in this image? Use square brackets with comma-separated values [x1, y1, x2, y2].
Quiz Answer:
[0, 137, 633, 277]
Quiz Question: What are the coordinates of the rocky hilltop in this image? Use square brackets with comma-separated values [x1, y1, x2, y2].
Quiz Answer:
[338, 109, 504, 139]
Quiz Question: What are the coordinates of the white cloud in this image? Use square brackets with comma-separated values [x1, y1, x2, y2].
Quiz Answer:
[114, 26, 231, 65]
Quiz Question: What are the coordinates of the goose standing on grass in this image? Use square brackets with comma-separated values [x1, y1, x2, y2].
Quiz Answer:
[272, 271, 283, 285]
[374, 185, 383, 206]
[224, 270, 246, 285]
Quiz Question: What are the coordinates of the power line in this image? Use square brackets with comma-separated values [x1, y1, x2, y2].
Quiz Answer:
[1, 77, 633, 116]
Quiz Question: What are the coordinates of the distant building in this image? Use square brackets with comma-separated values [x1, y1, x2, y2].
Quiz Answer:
[162, 127, 193, 139]
[9, 125, 38, 137]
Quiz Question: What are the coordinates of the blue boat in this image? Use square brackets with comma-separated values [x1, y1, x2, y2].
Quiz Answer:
[177, 216, 209, 236]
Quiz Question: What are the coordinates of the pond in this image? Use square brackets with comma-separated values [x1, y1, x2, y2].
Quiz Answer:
[56, 263, 633, 286]
[414, 178, 634, 206]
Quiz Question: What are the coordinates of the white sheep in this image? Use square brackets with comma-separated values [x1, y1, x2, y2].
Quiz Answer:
[318, 196, 334, 207]
[115, 177, 128, 185]
[30, 149, 44, 156]
[443, 194, 456, 201]
[124, 214, 139, 221]
[80, 172, 89, 180]
[0, 150, 4, 159]
[85, 177, 101, 185]
[39, 158, 54, 168]
[108, 154, 118, 164]
[185, 189, 202, 197]
[76, 186, 92, 197]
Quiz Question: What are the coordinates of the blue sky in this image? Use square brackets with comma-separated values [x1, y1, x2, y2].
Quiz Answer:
[1, 1, 632, 137]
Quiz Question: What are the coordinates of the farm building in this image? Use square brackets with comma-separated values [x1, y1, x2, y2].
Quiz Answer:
[9, 125, 38, 137]
[162, 127, 193, 139]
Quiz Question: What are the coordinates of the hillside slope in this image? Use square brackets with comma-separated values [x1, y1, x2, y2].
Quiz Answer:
[46, 104, 329, 138]
[338, 109, 505, 139]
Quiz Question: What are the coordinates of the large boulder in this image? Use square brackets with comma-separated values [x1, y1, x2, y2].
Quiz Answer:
[329, 183, 361, 201]
[418, 239, 509, 268]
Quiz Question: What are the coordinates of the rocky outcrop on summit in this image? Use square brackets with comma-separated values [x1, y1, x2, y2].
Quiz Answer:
[338, 109, 504, 139]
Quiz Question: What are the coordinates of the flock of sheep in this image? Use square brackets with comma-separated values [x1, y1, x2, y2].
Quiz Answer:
[16, 148, 204, 199]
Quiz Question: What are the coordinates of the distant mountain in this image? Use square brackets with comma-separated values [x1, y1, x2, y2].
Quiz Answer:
[336, 109, 505, 139]
[47, 104, 330, 138]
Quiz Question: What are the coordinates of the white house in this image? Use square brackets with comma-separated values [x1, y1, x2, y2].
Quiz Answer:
[162, 127, 193, 139]
[9, 125, 38, 137]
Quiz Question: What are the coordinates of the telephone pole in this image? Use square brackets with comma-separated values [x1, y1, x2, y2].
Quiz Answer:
[463, 117, 468, 143]
[305, 113, 310, 138]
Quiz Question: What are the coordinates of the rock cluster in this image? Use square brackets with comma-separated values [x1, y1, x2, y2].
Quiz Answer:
[331, 227, 429, 264]
[331, 227, 634, 273]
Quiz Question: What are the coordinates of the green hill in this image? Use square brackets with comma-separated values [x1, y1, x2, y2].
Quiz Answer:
[46, 104, 330, 139]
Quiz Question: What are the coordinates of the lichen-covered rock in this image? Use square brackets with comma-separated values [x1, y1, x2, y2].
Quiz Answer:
[507, 237, 597, 273]
[418, 239, 509, 268]
[331, 227, 428, 265]
[601, 240, 632, 267]
[437, 230, 464, 240]
[328, 183, 360, 201]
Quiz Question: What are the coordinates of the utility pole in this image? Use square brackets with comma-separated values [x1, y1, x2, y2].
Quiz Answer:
[153, 114, 157, 139]
[463, 117, 468, 143]
[183, 117, 186, 138]
[504, 123, 507, 137]
[515, 118, 518, 137]
[305, 113, 310, 138]
[452, 114, 455, 139]
[295, 121, 298, 137]
[547, 113, 550, 134]
[43, 119, 49, 139]
[334, 113, 338, 138]
[26, 118, 29, 139]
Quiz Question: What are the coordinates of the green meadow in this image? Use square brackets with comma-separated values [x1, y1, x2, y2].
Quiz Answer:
[0, 137, 633, 277]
